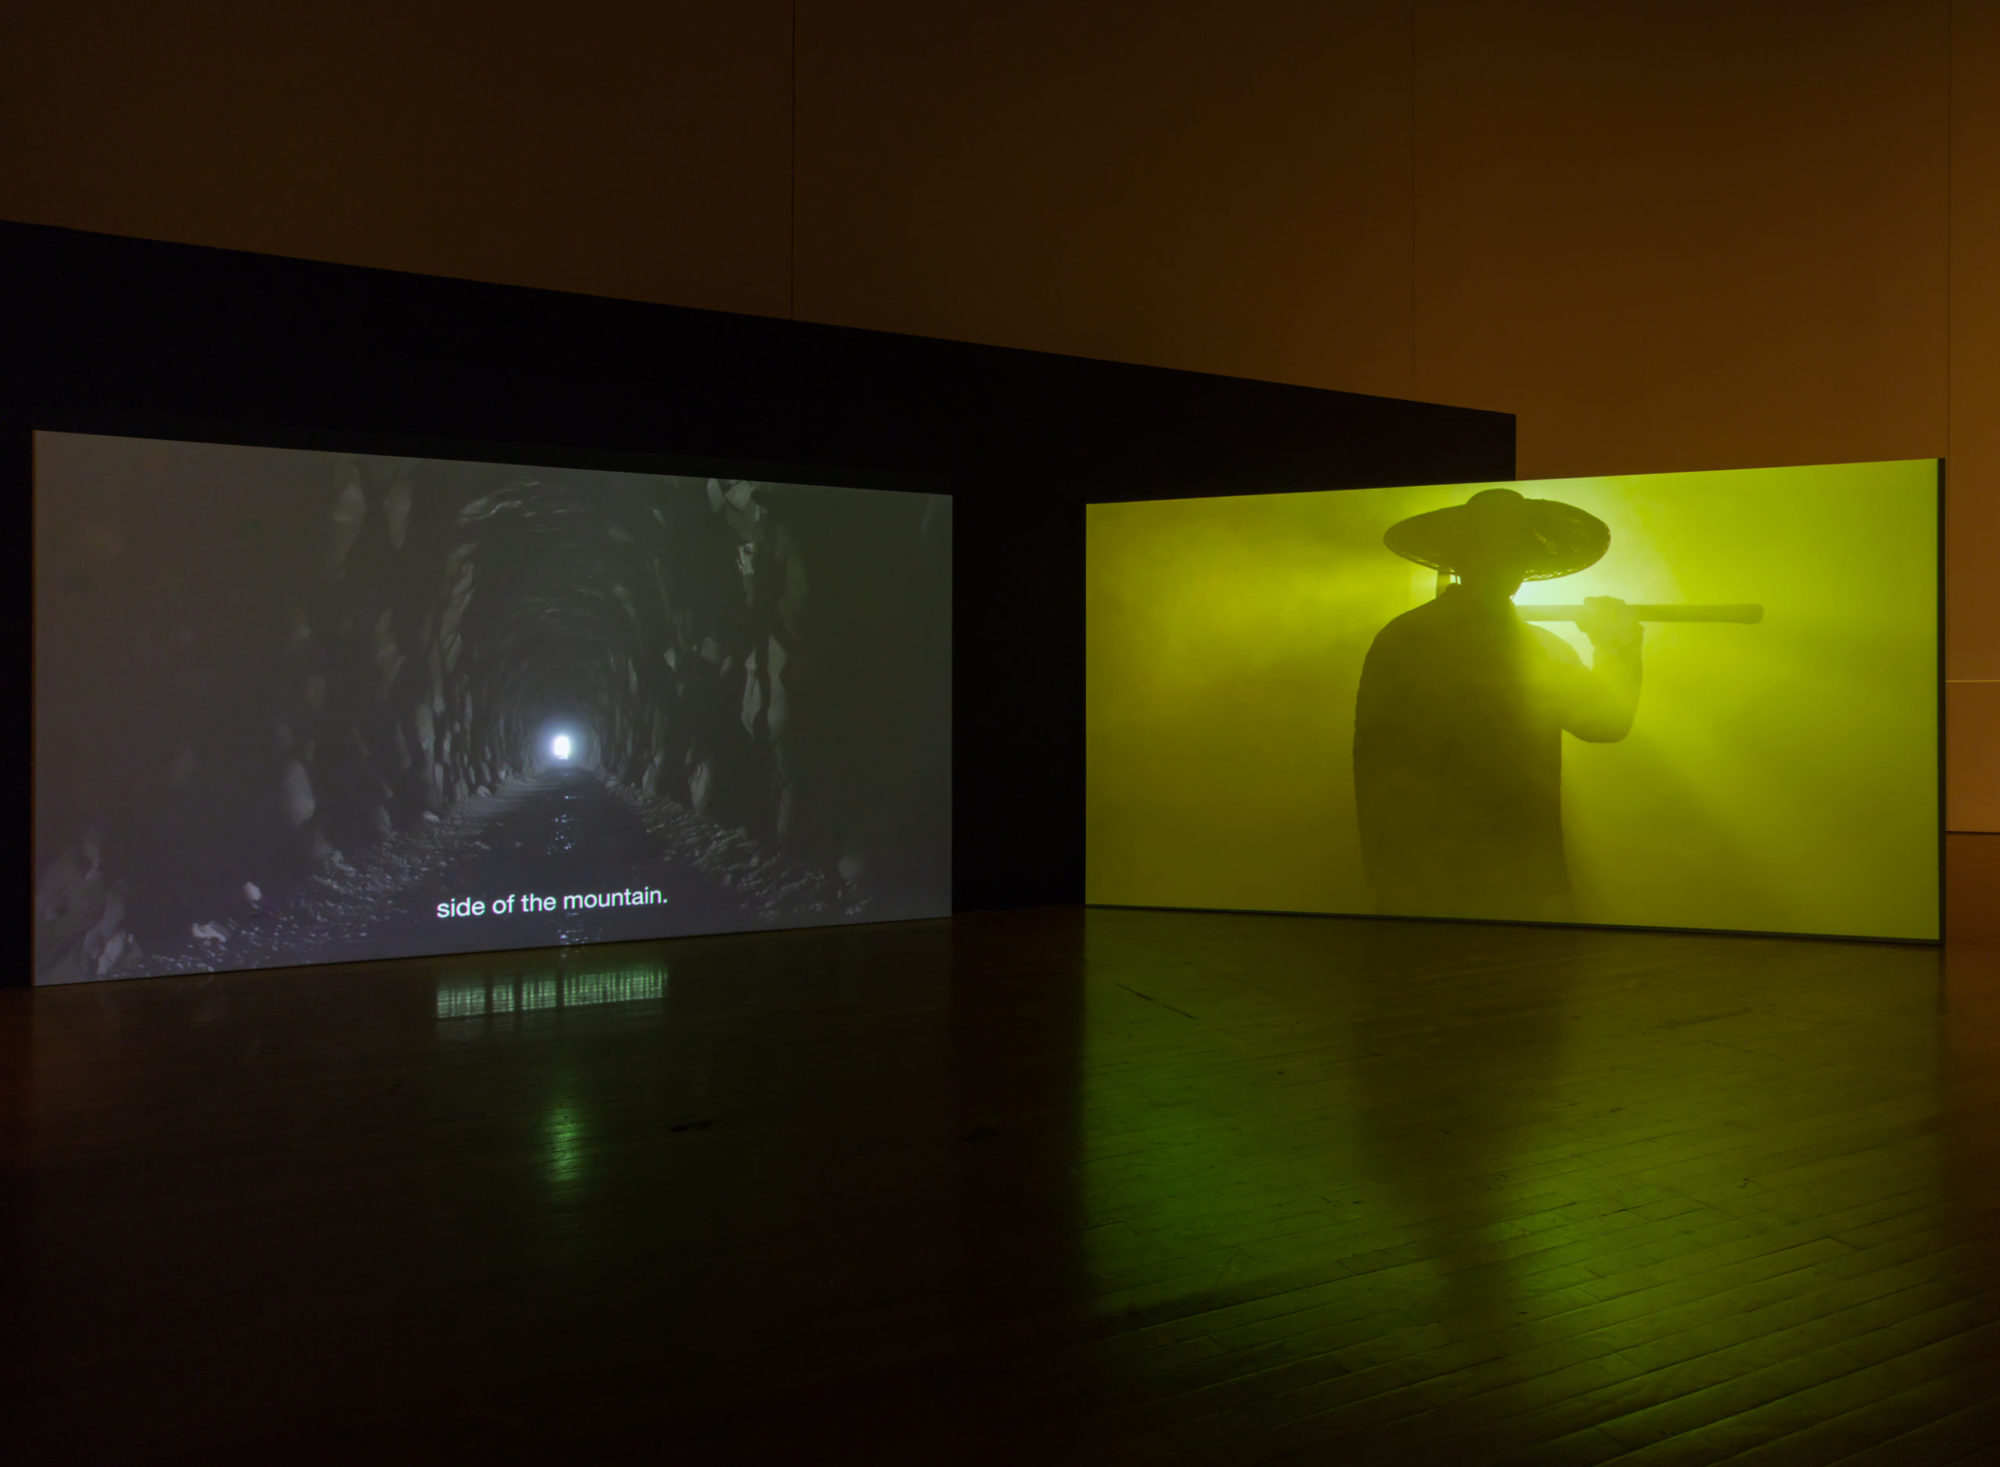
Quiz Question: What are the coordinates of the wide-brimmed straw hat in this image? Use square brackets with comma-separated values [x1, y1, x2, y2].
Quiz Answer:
[1383, 487, 1609, 582]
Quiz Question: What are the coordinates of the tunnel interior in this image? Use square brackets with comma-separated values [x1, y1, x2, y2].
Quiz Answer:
[33, 434, 953, 982]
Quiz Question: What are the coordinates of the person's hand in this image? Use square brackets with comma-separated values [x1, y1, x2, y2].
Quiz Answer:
[1577, 595, 1642, 652]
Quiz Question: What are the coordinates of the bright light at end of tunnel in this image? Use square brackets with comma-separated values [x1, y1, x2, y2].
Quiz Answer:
[552, 735, 573, 761]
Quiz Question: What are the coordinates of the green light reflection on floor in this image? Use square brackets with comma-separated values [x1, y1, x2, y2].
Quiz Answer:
[544, 1101, 585, 1186]
[435, 963, 668, 1021]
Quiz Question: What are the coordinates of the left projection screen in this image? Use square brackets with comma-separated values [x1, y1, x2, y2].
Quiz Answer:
[33, 431, 953, 983]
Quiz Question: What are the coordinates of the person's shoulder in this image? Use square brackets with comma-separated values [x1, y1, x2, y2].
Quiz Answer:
[1528, 624, 1586, 666]
[1361, 600, 1453, 685]
[1374, 596, 1448, 640]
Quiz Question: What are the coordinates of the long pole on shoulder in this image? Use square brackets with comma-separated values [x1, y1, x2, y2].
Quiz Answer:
[1513, 604, 1763, 624]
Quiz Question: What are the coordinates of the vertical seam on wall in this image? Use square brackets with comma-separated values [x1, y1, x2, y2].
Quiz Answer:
[1944, 0, 1956, 825]
[790, 0, 799, 320]
[1410, 0, 1420, 400]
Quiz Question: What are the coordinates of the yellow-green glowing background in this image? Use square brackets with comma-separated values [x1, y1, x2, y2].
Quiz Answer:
[1086, 462, 1940, 940]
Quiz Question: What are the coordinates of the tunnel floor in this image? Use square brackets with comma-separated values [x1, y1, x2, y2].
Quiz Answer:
[132, 769, 826, 978]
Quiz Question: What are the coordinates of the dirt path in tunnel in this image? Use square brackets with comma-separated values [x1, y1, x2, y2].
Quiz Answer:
[133, 770, 801, 978]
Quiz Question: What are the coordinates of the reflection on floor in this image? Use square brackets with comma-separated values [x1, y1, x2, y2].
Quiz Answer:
[434, 961, 668, 1022]
[3, 838, 1998, 1463]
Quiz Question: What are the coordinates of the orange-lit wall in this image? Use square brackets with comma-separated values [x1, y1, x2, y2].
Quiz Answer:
[4, 1, 1995, 824]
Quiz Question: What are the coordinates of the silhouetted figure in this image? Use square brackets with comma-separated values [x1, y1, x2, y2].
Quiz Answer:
[1354, 488, 1641, 921]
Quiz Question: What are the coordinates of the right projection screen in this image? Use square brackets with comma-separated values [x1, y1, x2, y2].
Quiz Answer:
[1086, 462, 1941, 941]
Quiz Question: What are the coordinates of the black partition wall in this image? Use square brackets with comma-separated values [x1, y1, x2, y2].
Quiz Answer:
[4, 221, 1512, 958]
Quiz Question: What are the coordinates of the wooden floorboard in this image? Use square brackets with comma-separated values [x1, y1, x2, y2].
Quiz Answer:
[2, 836, 1997, 1463]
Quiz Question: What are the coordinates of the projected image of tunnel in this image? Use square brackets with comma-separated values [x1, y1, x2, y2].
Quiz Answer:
[32, 433, 953, 983]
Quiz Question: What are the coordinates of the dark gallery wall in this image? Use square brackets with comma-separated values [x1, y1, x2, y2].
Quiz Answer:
[3, 1, 1995, 822]
[0, 2, 796, 318]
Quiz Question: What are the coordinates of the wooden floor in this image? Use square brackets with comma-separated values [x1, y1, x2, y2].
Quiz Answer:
[4, 841, 1999, 1464]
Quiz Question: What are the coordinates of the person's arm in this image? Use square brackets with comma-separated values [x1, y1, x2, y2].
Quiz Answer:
[1555, 595, 1642, 742]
